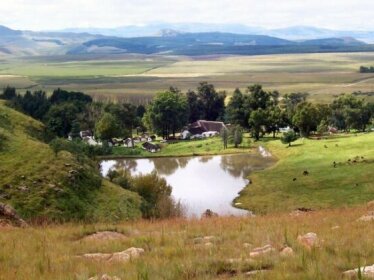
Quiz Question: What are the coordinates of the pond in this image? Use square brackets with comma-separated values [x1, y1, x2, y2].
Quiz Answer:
[100, 151, 275, 217]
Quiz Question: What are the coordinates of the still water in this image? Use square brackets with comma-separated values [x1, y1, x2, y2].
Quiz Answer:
[101, 152, 274, 217]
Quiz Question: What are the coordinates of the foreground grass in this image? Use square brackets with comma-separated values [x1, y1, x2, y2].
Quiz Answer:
[110, 136, 253, 158]
[0, 205, 373, 279]
[237, 133, 374, 214]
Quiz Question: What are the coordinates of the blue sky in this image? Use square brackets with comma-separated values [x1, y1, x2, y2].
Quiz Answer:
[1, 0, 373, 31]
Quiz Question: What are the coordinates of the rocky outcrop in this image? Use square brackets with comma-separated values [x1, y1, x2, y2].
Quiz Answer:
[0, 203, 27, 227]
[82, 247, 144, 263]
[343, 264, 374, 279]
[280, 246, 294, 257]
[297, 232, 319, 249]
[88, 274, 121, 280]
[81, 231, 127, 242]
[249, 244, 275, 258]
[357, 211, 374, 222]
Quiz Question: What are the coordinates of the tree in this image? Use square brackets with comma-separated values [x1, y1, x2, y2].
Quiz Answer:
[45, 103, 79, 137]
[197, 82, 226, 121]
[131, 171, 182, 219]
[248, 109, 268, 141]
[70, 120, 81, 139]
[225, 88, 248, 128]
[95, 113, 122, 140]
[281, 131, 298, 147]
[0, 86, 16, 100]
[230, 125, 243, 148]
[292, 103, 320, 137]
[144, 91, 188, 139]
[186, 90, 203, 122]
[221, 127, 229, 149]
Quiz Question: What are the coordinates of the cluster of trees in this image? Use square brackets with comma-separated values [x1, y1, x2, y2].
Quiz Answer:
[144, 83, 226, 138]
[2, 83, 374, 146]
[107, 170, 184, 219]
[1, 87, 146, 142]
[226, 86, 374, 139]
[359, 66, 374, 73]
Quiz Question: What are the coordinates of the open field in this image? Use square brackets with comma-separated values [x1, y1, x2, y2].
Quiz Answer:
[236, 133, 374, 214]
[0, 205, 373, 279]
[0, 52, 374, 102]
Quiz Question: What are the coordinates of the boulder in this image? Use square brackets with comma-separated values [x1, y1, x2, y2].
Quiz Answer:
[249, 244, 275, 258]
[357, 211, 374, 222]
[280, 247, 294, 257]
[244, 270, 269, 277]
[343, 264, 374, 279]
[0, 203, 28, 227]
[88, 274, 121, 280]
[82, 247, 144, 263]
[81, 231, 127, 242]
[297, 232, 319, 249]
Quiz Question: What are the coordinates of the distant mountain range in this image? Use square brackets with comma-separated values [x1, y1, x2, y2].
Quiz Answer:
[60, 23, 374, 43]
[0, 24, 373, 57]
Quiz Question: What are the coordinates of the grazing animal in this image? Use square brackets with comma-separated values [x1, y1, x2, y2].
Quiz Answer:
[333, 161, 337, 168]
[293, 178, 297, 181]
[324, 145, 328, 148]
[303, 171, 309, 176]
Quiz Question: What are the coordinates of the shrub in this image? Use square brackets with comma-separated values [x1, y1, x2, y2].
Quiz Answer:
[131, 171, 184, 219]
[281, 131, 298, 147]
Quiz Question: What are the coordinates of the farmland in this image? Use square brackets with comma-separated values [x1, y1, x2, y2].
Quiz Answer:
[1, 52, 374, 102]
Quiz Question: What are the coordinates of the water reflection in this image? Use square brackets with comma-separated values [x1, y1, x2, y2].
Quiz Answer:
[101, 153, 274, 217]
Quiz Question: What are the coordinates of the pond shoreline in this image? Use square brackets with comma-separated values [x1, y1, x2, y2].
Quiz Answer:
[97, 147, 259, 160]
[100, 149, 277, 217]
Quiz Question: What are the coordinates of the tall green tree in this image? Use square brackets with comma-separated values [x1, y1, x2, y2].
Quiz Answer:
[95, 113, 122, 140]
[45, 103, 79, 137]
[292, 103, 320, 137]
[197, 82, 226, 121]
[248, 109, 268, 141]
[144, 91, 189, 139]
[221, 127, 229, 149]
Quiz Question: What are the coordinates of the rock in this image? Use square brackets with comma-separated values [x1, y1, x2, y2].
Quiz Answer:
[82, 247, 144, 263]
[64, 163, 72, 167]
[244, 270, 269, 277]
[331, 226, 340, 230]
[0, 203, 28, 227]
[368, 201, 374, 209]
[249, 244, 275, 258]
[82, 231, 127, 242]
[193, 236, 216, 245]
[343, 264, 374, 279]
[357, 211, 374, 222]
[123, 247, 144, 258]
[243, 243, 252, 248]
[297, 233, 319, 249]
[88, 274, 121, 280]
[280, 247, 294, 257]
[17, 185, 29, 192]
[204, 242, 214, 248]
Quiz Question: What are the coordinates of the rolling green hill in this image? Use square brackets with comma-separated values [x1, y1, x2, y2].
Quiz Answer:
[0, 101, 141, 222]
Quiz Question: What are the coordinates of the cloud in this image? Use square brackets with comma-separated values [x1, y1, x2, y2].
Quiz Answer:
[0, 0, 373, 31]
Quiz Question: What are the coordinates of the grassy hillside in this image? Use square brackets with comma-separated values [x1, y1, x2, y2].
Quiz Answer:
[236, 133, 374, 214]
[0, 205, 372, 279]
[0, 101, 141, 222]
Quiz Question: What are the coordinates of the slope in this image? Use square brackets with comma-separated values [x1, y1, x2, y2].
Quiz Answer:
[0, 101, 141, 222]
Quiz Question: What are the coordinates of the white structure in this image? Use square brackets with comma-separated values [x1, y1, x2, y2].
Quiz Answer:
[279, 126, 292, 133]
[124, 138, 134, 148]
[82, 136, 102, 146]
[181, 130, 192, 140]
[202, 131, 219, 138]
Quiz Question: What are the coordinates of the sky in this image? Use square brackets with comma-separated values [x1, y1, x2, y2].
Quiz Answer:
[0, 0, 373, 31]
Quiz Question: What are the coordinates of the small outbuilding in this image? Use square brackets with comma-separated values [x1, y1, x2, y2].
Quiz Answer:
[142, 142, 161, 153]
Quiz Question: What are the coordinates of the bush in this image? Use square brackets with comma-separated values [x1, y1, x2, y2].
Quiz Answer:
[281, 131, 298, 147]
[110, 170, 184, 219]
[49, 138, 112, 159]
